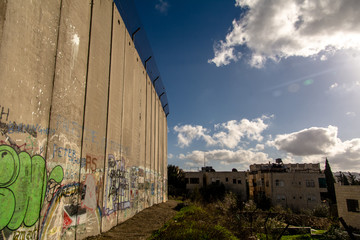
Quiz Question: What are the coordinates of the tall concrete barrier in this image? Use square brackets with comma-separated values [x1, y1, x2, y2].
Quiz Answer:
[0, 1, 168, 239]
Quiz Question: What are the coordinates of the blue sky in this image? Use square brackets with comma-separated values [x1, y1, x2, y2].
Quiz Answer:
[134, 0, 360, 172]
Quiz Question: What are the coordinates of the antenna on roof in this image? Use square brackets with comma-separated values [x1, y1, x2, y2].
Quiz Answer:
[204, 152, 206, 167]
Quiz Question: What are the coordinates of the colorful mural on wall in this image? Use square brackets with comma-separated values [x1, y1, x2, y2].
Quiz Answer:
[0, 145, 64, 231]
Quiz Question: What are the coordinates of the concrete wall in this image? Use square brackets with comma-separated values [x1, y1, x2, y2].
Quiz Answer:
[0, 1, 168, 239]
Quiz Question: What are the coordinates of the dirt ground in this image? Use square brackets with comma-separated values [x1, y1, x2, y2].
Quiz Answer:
[87, 200, 179, 240]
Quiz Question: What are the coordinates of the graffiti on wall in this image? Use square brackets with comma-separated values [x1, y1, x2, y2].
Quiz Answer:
[0, 106, 10, 121]
[104, 154, 130, 215]
[0, 145, 64, 231]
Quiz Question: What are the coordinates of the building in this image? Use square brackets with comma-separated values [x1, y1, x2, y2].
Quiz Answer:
[335, 184, 360, 229]
[248, 159, 327, 210]
[185, 160, 328, 211]
[185, 166, 248, 202]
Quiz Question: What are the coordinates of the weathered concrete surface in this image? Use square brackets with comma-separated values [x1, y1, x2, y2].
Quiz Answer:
[145, 76, 152, 209]
[77, 0, 113, 238]
[86, 200, 178, 240]
[0, 1, 168, 239]
[0, 1, 60, 239]
[101, 4, 126, 233]
[40, 1, 92, 239]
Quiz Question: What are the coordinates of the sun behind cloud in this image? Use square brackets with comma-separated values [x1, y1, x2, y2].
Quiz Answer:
[209, 0, 360, 68]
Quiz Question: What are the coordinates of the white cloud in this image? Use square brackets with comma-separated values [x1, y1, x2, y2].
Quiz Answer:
[346, 112, 356, 117]
[214, 116, 269, 148]
[179, 148, 271, 169]
[173, 124, 214, 148]
[209, 0, 360, 67]
[269, 126, 360, 171]
[168, 153, 174, 159]
[330, 83, 338, 89]
[327, 81, 360, 95]
[270, 125, 340, 156]
[174, 115, 271, 149]
[255, 144, 265, 151]
[155, 0, 169, 14]
[320, 55, 328, 61]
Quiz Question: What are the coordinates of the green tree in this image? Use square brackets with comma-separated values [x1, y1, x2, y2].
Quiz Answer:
[167, 165, 186, 196]
[341, 172, 350, 185]
[324, 158, 336, 204]
[348, 172, 360, 185]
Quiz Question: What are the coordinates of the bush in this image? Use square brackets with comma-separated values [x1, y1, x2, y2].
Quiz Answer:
[312, 204, 330, 218]
[199, 182, 226, 203]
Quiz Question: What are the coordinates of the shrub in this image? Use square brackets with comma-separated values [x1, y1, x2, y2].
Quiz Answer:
[312, 204, 330, 218]
[199, 182, 226, 203]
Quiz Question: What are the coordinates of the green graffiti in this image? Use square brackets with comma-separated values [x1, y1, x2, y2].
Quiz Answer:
[0, 145, 64, 230]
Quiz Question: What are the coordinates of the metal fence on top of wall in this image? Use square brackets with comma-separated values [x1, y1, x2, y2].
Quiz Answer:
[0, 0, 168, 239]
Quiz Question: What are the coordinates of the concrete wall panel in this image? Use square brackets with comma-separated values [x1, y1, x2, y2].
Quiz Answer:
[130, 54, 142, 216]
[76, 0, 113, 238]
[154, 94, 159, 204]
[145, 76, 152, 208]
[150, 87, 156, 205]
[101, 5, 126, 232]
[137, 63, 147, 213]
[40, 1, 92, 239]
[164, 116, 168, 201]
[0, 1, 61, 239]
[118, 32, 136, 223]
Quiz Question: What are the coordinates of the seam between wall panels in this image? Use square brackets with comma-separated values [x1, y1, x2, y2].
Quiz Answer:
[39, 0, 63, 239]
[76, 0, 94, 238]
[118, 8, 127, 225]
[101, 1, 115, 234]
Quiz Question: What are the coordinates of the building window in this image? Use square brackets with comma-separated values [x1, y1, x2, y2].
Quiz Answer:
[233, 179, 236, 184]
[318, 178, 327, 188]
[307, 195, 316, 201]
[276, 195, 286, 201]
[266, 180, 269, 187]
[275, 179, 284, 187]
[346, 199, 360, 212]
[306, 180, 315, 188]
[238, 179, 242, 184]
[190, 178, 199, 184]
[226, 177, 228, 182]
[185, 178, 189, 184]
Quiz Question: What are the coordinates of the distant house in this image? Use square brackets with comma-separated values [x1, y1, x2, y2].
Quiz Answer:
[184, 166, 248, 202]
[248, 159, 327, 211]
[185, 159, 328, 211]
[335, 184, 360, 229]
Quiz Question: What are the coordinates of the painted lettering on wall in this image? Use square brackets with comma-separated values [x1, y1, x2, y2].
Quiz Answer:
[53, 143, 77, 161]
[104, 154, 130, 215]
[0, 145, 64, 231]
[0, 106, 10, 121]
[85, 154, 97, 173]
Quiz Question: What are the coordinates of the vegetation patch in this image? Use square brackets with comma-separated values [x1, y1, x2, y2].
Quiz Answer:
[148, 204, 238, 240]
